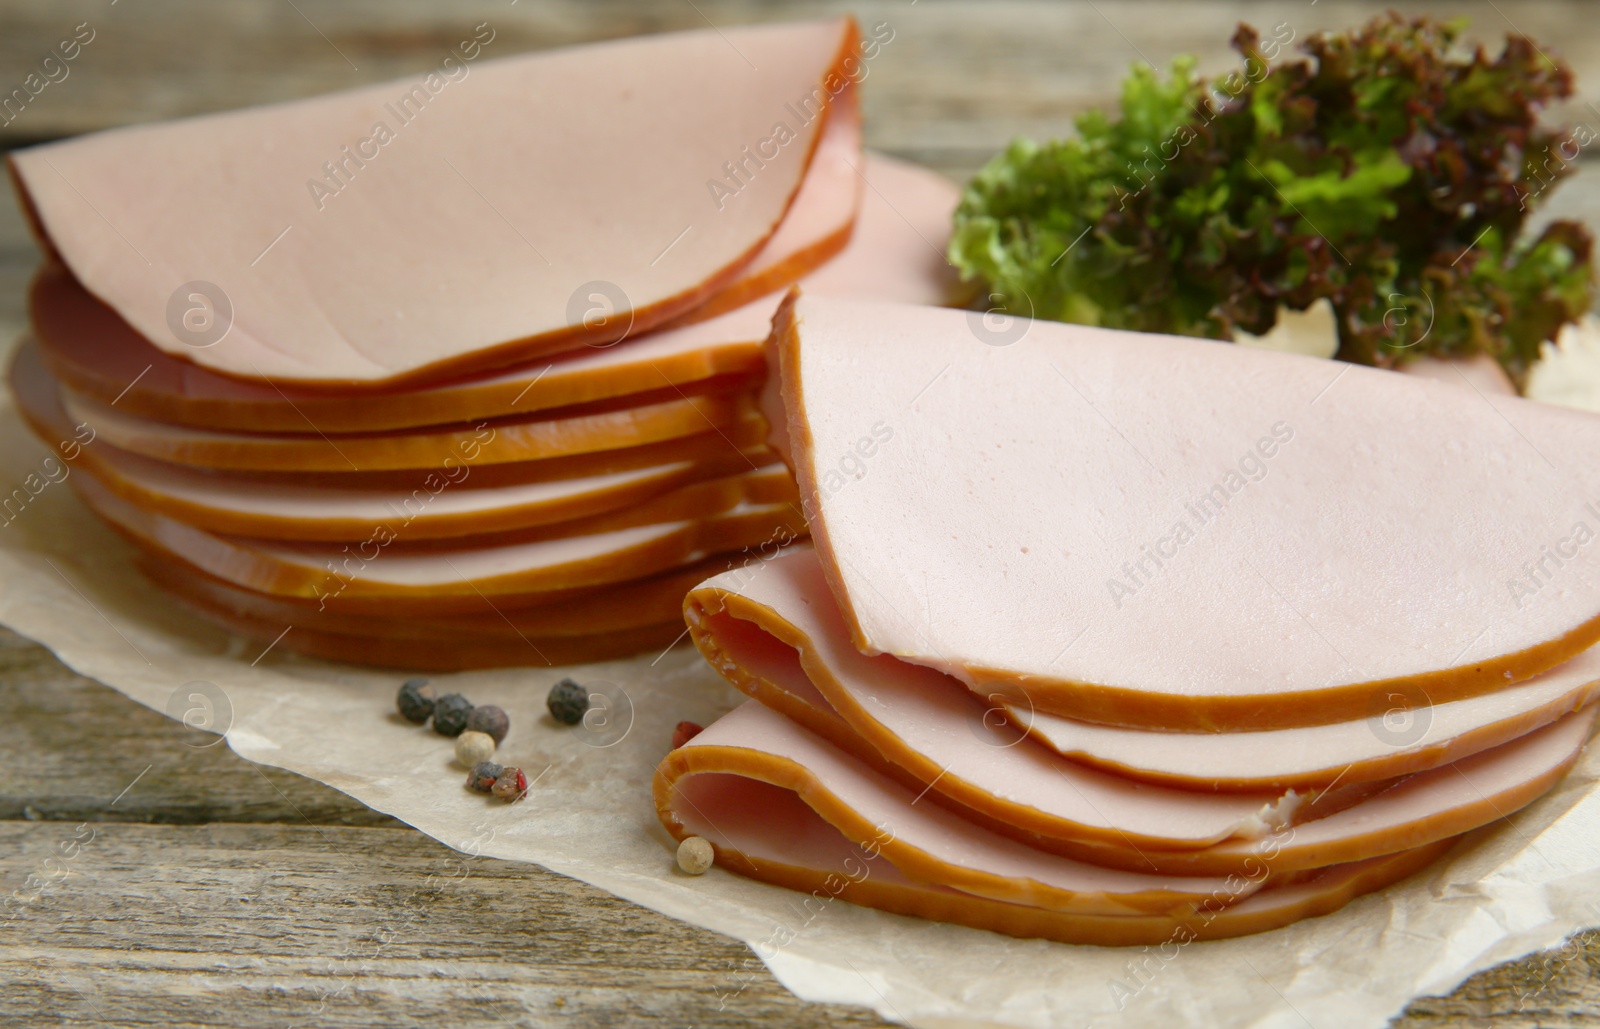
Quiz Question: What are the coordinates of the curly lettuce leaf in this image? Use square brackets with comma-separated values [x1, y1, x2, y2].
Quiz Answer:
[949, 13, 1596, 388]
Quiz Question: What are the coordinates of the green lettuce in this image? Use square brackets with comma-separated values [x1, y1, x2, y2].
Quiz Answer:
[949, 14, 1595, 387]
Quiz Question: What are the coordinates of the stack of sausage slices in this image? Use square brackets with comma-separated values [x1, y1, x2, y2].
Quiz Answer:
[6, 19, 958, 669]
[656, 294, 1600, 944]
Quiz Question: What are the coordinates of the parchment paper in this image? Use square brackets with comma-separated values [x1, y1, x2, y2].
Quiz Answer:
[7, 334, 1600, 1029]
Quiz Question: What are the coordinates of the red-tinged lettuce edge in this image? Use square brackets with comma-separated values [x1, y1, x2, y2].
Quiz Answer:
[950, 12, 1596, 390]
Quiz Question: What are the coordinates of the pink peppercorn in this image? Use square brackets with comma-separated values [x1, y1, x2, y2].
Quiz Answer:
[491, 767, 529, 802]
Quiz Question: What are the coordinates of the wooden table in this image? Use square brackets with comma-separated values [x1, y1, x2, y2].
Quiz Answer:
[4, 2, 1600, 1025]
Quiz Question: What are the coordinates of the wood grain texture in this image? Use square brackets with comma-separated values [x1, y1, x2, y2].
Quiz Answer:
[3, 821, 890, 1028]
[4, 2, 1600, 1026]
[0, 631, 895, 1028]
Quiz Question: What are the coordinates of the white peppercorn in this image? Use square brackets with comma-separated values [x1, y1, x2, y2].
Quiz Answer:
[676, 836, 714, 875]
[454, 730, 496, 768]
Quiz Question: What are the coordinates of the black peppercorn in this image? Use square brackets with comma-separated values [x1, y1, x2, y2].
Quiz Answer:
[466, 760, 503, 793]
[466, 704, 510, 745]
[546, 678, 589, 726]
[432, 693, 475, 736]
[396, 678, 435, 724]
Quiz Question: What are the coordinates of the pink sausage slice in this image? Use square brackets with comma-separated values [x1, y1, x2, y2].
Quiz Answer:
[691, 546, 1600, 790]
[8, 20, 861, 387]
[660, 700, 1256, 915]
[764, 294, 1600, 730]
[1013, 652, 1600, 791]
[671, 91, 864, 324]
[688, 549, 1305, 850]
[50, 368, 761, 473]
[654, 701, 1461, 945]
[69, 469, 803, 601]
[27, 152, 954, 432]
[684, 547, 1597, 866]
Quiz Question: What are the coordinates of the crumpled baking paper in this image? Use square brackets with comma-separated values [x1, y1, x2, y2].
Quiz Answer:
[5, 352, 1600, 1029]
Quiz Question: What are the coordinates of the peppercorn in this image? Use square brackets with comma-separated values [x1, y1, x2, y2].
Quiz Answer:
[672, 721, 704, 749]
[491, 767, 529, 802]
[466, 760, 503, 793]
[546, 678, 589, 726]
[466, 704, 510, 745]
[431, 693, 475, 736]
[396, 678, 435, 724]
[455, 730, 496, 768]
[677, 836, 714, 875]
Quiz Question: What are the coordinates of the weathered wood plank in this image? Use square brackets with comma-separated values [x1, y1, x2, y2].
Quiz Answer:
[0, 630, 395, 826]
[1, 818, 895, 1029]
[1397, 939, 1600, 1029]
